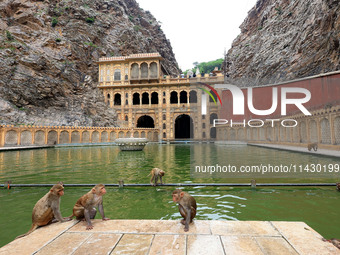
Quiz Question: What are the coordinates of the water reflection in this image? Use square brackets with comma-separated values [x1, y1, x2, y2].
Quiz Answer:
[0, 144, 339, 184]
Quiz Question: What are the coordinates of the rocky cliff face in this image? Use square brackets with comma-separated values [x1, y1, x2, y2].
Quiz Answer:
[225, 0, 340, 86]
[0, 0, 180, 126]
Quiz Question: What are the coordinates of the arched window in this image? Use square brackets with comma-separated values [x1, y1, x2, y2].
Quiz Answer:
[114, 93, 121, 105]
[142, 92, 149, 105]
[151, 92, 158, 104]
[170, 91, 178, 104]
[150, 62, 158, 78]
[141, 63, 148, 79]
[163, 114, 166, 120]
[189, 91, 197, 103]
[180, 91, 187, 103]
[125, 115, 128, 121]
[114, 69, 121, 81]
[133, 93, 140, 105]
[131, 63, 139, 79]
[163, 123, 166, 129]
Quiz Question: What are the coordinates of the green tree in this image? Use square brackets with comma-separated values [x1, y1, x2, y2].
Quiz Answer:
[193, 58, 224, 74]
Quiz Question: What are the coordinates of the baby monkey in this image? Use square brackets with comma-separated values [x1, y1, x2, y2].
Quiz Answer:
[69, 184, 109, 230]
[148, 168, 165, 186]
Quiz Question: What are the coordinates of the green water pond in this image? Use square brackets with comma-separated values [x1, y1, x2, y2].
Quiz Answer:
[0, 144, 339, 247]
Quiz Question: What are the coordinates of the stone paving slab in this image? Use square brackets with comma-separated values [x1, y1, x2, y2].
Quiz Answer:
[272, 221, 339, 255]
[1, 220, 339, 255]
[0, 220, 77, 255]
[73, 233, 122, 255]
[148, 234, 185, 255]
[210, 220, 281, 236]
[68, 219, 211, 235]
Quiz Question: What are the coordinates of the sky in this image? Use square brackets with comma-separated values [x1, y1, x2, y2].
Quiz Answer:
[137, 0, 258, 71]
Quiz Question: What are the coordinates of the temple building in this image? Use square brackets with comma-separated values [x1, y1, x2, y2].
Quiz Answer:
[96, 53, 225, 140]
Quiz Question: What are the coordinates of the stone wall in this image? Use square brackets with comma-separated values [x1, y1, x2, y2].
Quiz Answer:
[0, 126, 160, 147]
[216, 106, 340, 150]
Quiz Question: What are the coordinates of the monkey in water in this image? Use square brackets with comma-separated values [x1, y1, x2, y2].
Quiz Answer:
[69, 184, 109, 230]
[307, 143, 318, 151]
[172, 189, 197, 232]
[16, 183, 70, 239]
[148, 168, 165, 186]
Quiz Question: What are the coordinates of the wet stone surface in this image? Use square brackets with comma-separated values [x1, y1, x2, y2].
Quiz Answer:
[1, 220, 339, 255]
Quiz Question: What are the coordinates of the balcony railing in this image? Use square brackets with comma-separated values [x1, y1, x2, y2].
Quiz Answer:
[98, 74, 224, 87]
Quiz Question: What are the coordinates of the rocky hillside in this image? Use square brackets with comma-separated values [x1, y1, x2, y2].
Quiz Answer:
[225, 0, 340, 86]
[0, 0, 180, 126]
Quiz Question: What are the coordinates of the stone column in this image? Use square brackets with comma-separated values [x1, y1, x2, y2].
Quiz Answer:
[0, 128, 4, 147]
[31, 129, 35, 145]
[330, 113, 336, 145]
[17, 130, 21, 145]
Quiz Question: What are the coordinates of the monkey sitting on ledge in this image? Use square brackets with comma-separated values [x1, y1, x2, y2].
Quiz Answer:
[307, 143, 318, 152]
[16, 183, 71, 239]
[172, 189, 197, 232]
[69, 184, 110, 230]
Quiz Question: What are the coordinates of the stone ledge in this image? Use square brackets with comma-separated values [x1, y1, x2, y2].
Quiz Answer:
[1, 220, 339, 255]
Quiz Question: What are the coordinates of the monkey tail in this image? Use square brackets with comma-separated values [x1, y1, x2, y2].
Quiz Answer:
[15, 224, 38, 239]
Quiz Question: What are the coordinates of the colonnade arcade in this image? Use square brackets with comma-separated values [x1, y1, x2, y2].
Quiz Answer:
[104, 85, 221, 141]
[105, 90, 201, 106]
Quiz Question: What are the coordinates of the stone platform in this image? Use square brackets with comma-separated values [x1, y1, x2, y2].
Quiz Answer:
[248, 143, 340, 158]
[0, 220, 339, 255]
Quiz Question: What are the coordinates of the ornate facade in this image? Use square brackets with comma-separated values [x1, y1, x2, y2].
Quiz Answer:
[97, 53, 225, 140]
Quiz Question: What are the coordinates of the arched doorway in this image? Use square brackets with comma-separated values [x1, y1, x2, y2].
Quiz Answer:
[175, 114, 193, 139]
[137, 115, 155, 128]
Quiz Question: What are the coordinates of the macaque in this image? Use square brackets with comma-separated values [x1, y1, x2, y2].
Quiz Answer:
[336, 183, 340, 191]
[307, 143, 318, 151]
[323, 238, 340, 249]
[172, 189, 197, 232]
[148, 168, 165, 186]
[69, 184, 109, 230]
[16, 183, 70, 239]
